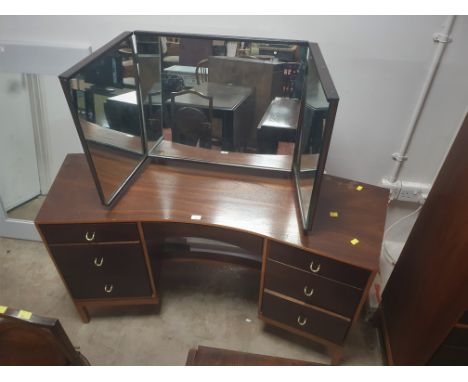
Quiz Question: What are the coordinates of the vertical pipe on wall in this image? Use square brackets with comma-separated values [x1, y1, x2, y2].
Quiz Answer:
[388, 15, 456, 183]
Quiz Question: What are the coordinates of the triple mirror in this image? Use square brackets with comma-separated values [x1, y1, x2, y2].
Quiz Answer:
[60, 31, 338, 231]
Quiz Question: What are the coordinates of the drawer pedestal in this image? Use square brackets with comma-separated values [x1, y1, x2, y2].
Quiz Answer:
[259, 240, 376, 365]
[37, 222, 158, 323]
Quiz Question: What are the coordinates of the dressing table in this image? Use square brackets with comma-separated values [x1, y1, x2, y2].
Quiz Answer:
[36, 153, 387, 364]
[35, 31, 388, 364]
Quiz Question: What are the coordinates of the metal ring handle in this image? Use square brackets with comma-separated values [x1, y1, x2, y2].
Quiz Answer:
[309, 261, 321, 273]
[85, 231, 95, 242]
[303, 286, 314, 297]
[94, 257, 104, 267]
[104, 284, 113, 293]
[297, 315, 307, 326]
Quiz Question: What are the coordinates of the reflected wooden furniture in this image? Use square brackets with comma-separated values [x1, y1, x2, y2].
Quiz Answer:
[378, 113, 468, 366]
[170, 82, 253, 151]
[179, 38, 213, 66]
[0, 307, 89, 365]
[209, 56, 285, 144]
[257, 97, 301, 154]
[35, 154, 387, 365]
[186, 345, 321, 366]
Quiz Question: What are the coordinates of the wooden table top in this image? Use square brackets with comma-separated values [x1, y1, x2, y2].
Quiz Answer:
[36, 154, 388, 271]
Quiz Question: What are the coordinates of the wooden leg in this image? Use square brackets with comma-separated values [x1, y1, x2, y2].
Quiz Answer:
[328, 345, 343, 366]
[75, 303, 90, 323]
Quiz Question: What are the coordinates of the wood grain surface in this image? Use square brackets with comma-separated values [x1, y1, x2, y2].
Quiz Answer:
[185, 345, 321, 366]
[36, 154, 387, 271]
[380, 112, 468, 365]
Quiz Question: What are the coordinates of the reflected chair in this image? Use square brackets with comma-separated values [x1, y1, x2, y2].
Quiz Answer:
[195, 59, 223, 145]
[0, 307, 90, 365]
[195, 58, 209, 85]
[170, 90, 213, 149]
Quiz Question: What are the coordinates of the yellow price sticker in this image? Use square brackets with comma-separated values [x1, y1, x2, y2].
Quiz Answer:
[17, 310, 32, 320]
[356, 185, 364, 191]
[0, 305, 7, 314]
[329, 211, 339, 218]
[350, 238, 360, 246]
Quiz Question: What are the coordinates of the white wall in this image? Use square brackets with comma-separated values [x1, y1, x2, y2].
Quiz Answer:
[38, 75, 84, 189]
[1, 15, 467, 285]
[0, 72, 40, 209]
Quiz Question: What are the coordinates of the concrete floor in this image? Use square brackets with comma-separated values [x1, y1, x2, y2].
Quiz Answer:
[0, 237, 384, 365]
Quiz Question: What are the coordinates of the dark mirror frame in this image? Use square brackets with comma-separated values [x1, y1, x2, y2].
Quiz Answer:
[59, 31, 338, 232]
[59, 31, 148, 207]
[293, 43, 339, 232]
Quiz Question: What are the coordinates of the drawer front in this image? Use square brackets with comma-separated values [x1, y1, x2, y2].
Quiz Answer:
[261, 292, 349, 344]
[50, 243, 152, 299]
[267, 241, 370, 289]
[264, 259, 361, 318]
[40, 223, 140, 244]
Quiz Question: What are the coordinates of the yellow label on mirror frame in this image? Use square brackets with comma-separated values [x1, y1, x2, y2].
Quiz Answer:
[356, 185, 364, 191]
[329, 211, 339, 218]
[0, 305, 7, 314]
[17, 310, 32, 320]
[350, 238, 360, 245]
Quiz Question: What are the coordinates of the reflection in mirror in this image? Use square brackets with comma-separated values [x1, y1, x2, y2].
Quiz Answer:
[134, 33, 309, 169]
[297, 52, 330, 225]
[65, 35, 146, 204]
[134, 33, 163, 151]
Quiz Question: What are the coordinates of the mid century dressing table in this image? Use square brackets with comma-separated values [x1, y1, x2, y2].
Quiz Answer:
[35, 31, 388, 365]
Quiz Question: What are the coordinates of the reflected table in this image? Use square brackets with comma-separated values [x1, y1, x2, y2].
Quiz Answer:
[172, 82, 253, 151]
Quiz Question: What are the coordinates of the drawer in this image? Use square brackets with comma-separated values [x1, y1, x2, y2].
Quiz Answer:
[261, 292, 349, 344]
[50, 243, 152, 299]
[40, 223, 140, 244]
[267, 241, 370, 289]
[264, 259, 361, 318]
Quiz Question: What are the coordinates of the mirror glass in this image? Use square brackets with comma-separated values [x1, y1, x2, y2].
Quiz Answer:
[297, 51, 330, 227]
[64, 35, 146, 205]
[135, 32, 308, 170]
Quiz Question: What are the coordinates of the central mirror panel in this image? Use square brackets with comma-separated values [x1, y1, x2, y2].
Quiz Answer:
[135, 32, 308, 170]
